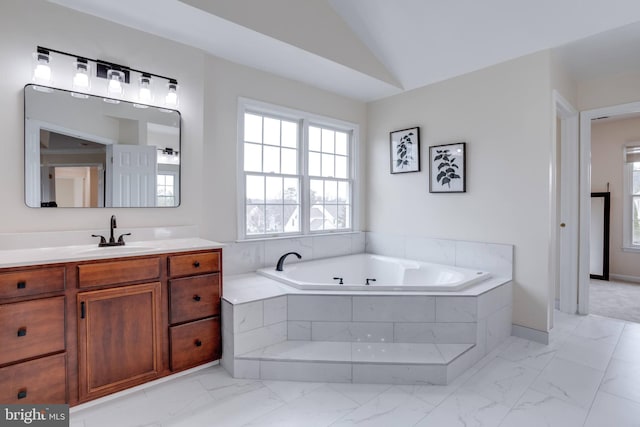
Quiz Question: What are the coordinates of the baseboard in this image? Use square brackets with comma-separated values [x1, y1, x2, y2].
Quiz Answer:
[609, 274, 640, 284]
[511, 324, 549, 345]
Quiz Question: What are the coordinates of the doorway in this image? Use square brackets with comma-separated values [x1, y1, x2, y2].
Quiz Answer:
[577, 101, 640, 315]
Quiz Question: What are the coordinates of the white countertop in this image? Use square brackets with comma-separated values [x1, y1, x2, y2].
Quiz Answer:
[223, 272, 511, 305]
[0, 238, 224, 268]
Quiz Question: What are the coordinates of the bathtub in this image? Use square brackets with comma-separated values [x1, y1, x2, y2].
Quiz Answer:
[257, 253, 490, 291]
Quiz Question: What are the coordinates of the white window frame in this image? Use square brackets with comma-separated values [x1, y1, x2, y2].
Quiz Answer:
[623, 143, 640, 252]
[237, 97, 359, 240]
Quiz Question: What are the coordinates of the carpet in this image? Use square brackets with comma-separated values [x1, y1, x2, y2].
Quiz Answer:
[589, 278, 640, 323]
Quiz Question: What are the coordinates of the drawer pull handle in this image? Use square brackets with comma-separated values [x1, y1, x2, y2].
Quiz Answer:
[193, 295, 201, 302]
[193, 261, 201, 268]
[17, 281, 26, 289]
[80, 302, 86, 319]
[17, 390, 27, 399]
[17, 327, 27, 337]
[195, 339, 202, 347]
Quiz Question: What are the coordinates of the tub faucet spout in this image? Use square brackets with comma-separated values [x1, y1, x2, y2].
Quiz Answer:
[276, 252, 302, 271]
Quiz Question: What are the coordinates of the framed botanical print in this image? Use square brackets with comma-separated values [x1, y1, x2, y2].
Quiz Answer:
[429, 142, 466, 193]
[390, 127, 420, 173]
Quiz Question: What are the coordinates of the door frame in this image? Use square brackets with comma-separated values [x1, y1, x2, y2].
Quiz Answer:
[551, 91, 579, 319]
[578, 101, 640, 313]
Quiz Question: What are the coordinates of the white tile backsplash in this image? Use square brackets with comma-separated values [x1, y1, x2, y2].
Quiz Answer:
[223, 241, 264, 276]
[264, 238, 312, 267]
[405, 236, 456, 265]
[455, 240, 513, 277]
[312, 234, 353, 259]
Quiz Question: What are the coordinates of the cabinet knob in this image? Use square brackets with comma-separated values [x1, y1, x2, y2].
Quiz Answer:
[194, 339, 202, 347]
[17, 327, 27, 337]
[193, 261, 200, 268]
[17, 389, 27, 399]
[193, 295, 201, 302]
[17, 281, 26, 289]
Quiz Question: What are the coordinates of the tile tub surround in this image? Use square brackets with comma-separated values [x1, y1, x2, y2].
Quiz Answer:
[222, 232, 366, 275]
[223, 232, 512, 280]
[222, 277, 513, 385]
[365, 232, 513, 278]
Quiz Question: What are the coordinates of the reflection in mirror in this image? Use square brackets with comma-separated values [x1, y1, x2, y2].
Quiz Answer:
[24, 84, 181, 208]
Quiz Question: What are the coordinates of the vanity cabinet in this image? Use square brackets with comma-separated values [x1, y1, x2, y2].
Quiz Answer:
[168, 251, 221, 371]
[0, 266, 67, 404]
[0, 247, 222, 406]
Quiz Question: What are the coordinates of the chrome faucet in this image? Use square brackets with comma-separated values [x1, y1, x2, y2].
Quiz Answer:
[91, 215, 131, 247]
[276, 252, 302, 271]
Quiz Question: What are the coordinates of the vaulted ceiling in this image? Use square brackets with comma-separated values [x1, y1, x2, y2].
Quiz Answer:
[49, 0, 640, 101]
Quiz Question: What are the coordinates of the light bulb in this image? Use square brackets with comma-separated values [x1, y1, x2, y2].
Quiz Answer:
[32, 50, 51, 84]
[165, 80, 178, 108]
[72, 59, 90, 91]
[139, 74, 152, 103]
[107, 69, 124, 97]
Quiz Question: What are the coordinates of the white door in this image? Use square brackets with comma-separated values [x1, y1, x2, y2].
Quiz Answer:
[107, 145, 157, 207]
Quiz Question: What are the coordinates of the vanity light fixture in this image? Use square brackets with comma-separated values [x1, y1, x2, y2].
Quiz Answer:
[32, 47, 52, 84]
[32, 46, 179, 108]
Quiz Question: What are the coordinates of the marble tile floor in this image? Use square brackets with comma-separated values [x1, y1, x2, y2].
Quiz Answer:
[71, 310, 640, 427]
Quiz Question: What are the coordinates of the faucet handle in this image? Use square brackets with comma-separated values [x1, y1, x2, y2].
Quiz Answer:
[91, 234, 107, 245]
[117, 233, 131, 244]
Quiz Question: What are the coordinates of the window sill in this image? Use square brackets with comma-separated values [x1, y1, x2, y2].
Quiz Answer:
[235, 230, 362, 243]
[622, 246, 640, 253]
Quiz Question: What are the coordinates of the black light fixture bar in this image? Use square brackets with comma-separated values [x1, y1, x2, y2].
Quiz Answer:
[37, 45, 177, 84]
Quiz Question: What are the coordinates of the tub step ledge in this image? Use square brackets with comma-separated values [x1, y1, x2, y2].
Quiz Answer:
[233, 341, 478, 385]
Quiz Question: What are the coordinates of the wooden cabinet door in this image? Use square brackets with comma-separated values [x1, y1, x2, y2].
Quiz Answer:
[77, 282, 162, 401]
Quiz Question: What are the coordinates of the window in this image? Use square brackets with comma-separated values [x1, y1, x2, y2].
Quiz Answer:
[238, 99, 358, 239]
[624, 144, 640, 250]
[156, 173, 176, 207]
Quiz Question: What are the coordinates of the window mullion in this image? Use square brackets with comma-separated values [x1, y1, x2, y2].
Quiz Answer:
[301, 118, 310, 235]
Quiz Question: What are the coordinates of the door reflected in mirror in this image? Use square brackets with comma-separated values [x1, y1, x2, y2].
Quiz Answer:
[24, 84, 181, 208]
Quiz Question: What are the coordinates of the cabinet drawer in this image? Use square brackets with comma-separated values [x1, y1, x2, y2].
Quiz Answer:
[0, 353, 66, 404]
[0, 267, 65, 299]
[0, 297, 65, 365]
[78, 257, 160, 289]
[169, 274, 220, 324]
[170, 318, 220, 371]
[168, 251, 220, 278]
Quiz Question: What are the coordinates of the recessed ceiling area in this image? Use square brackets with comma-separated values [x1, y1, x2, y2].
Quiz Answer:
[48, 0, 640, 101]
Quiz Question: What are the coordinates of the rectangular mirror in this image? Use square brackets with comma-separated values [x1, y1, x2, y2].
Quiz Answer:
[24, 84, 181, 208]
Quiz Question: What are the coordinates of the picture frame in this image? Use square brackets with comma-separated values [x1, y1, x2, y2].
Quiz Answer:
[429, 142, 466, 193]
[390, 127, 420, 173]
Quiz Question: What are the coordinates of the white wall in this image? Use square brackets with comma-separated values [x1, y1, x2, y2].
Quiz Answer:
[578, 71, 640, 110]
[591, 117, 640, 279]
[366, 51, 553, 332]
[0, 1, 366, 242]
